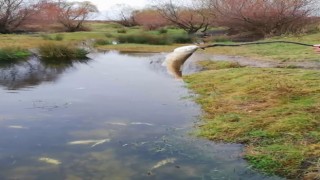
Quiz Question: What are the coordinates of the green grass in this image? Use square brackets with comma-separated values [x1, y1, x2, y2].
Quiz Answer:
[184, 62, 320, 179]
[94, 39, 112, 46]
[197, 60, 243, 70]
[38, 43, 88, 61]
[0, 47, 31, 63]
[41, 34, 64, 41]
[203, 33, 320, 62]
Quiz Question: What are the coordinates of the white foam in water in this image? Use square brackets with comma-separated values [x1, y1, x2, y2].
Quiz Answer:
[162, 45, 199, 78]
[173, 45, 199, 53]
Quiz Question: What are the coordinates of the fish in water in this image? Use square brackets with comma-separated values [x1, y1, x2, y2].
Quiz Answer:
[107, 122, 128, 126]
[162, 45, 199, 79]
[7, 125, 28, 129]
[39, 157, 61, 165]
[68, 138, 110, 147]
[130, 122, 154, 126]
[151, 158, 177, 171]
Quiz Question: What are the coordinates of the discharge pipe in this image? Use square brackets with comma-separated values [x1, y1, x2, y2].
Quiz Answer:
[163, 41, 320, 78]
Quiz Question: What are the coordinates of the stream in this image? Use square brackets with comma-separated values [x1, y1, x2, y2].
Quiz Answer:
[0, 51, 282, 180]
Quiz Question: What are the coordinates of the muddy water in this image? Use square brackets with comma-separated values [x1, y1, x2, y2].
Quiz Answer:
[0, 52, 281, 180]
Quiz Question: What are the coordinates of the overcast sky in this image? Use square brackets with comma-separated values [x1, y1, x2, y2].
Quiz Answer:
[77, 0, 149, 11]
[74, 0, 150, 20]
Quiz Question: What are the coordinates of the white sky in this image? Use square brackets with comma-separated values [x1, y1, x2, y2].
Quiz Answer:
[74, 0, 150, 20]
[77, 0, 149, 11]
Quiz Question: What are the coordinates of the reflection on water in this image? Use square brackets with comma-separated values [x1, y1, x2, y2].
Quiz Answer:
[0, 52, 281, 180]
[0, 57, 89, 90]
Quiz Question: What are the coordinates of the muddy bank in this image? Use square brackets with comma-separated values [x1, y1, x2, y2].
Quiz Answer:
[149, 51, 320, 79]
[190, 53, 320, 70]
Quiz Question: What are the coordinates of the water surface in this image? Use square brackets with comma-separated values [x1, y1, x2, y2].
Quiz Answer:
[0, 52, 281, 180]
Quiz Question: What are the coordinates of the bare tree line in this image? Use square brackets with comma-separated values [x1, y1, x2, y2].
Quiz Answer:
[0, 0, 318, 37]
[144, 0, 318, 36]
[0, 0, 36, 33]
[208, 0, 318, 37]
[0, 0, 98, 33]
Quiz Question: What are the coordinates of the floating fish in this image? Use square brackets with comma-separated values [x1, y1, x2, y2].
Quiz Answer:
[151, 158, 177, 170]
[8, 125, 28, 129]
[107, 122, 127, 126]
[76, 87, 86, 90]
[130, 122, 154, 126]
[68, 139, 110, 147]
[91, 139, 110, 147]
[39, 157, 61, 165]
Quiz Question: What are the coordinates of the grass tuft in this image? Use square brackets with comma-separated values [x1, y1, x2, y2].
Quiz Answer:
[41, 34, 64, 41]
[158, 28, 168, 34]
[116, 34, 171, 45]
[116, 33, 193, 45]
[38, 43, 89, 61]
[0, 47, 31, 63]
[117, 29, 127, 34]
[94, 39, 112, 46]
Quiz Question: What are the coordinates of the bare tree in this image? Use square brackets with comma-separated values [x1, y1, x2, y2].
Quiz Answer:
[134, 8, 169, 30]
[0, 0, 39, 33]
[153, 0, 213, 34]
[107, 4, 138, 27]
[57, 0, 98, 32]
[208, 0, 318, 37]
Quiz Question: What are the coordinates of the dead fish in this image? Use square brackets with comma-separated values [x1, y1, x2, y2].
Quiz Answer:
[130, 122, 154, 126]
[8, 125, 28, 129]
[107, 122, 127, 126]
[151, 158, 177, 170]
[75, 87, 86, 90]
[91, 139, 110, 147]
[68, 139, 110, 147]
[39, 157, 61, 165]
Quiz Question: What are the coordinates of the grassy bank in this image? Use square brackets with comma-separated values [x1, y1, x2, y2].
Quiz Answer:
[184, 61, 320, 179]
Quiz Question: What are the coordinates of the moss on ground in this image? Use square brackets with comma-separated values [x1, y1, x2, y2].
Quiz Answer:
[184, 61, 320, 179]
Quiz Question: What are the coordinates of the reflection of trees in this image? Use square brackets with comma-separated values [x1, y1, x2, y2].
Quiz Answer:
[0, 57, 88, 90]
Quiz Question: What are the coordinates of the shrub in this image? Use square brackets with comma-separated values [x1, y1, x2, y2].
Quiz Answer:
[0, 47, 31, 63]
[54, 34, 64, 41]
[212, 0, 317, 37]
[117, 29, 127, 33]
[41, 34, 65, 41]
[211, 35, 231, 43]
[171, 34, 193, 43]
[41, 34, 53, 40]
[95, 39, 112, 46]
[158, 28, 168, 34]
[116, 34, 171, 45]
[105, 33, 114, 38]
[38, 43, 89, 60]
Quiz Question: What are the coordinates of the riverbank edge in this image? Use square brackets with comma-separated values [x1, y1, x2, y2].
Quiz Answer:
[183, 62, 320, 179]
